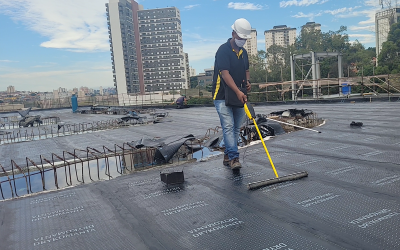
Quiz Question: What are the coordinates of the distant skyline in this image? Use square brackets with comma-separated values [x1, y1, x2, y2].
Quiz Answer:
[0, 0, 383, 92]
[1, 85, 114, 93]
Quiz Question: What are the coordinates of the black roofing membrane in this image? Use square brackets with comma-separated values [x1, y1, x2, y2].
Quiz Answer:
[1, 102, 399, 250]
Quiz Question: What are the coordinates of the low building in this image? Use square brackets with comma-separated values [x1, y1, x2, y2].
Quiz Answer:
[301, 22, 321, 33]
[197, 68, 214, 87]
[39, 92, 54, 101]
[243, 29, 257, 57]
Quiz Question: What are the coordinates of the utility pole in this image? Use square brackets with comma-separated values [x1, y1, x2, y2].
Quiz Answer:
[361, 66, 364, 95]
[265, 58, 268, 83]
[149, 85, 152, 104]
[388, 74, 390, 101]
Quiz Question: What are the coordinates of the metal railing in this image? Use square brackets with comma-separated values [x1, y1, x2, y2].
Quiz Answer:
[0, 117, 60, 130]
[2, 75, 400, 113]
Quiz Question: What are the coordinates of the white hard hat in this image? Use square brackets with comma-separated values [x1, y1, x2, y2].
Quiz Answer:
[231, 18, 251, 39]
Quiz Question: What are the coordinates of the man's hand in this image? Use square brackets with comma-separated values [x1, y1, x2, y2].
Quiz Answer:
[236, 90, 247, 104]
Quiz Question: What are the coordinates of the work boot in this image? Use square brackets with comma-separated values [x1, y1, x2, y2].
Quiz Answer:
[229, 158, 242, 170]
[223, 154, 230, 166]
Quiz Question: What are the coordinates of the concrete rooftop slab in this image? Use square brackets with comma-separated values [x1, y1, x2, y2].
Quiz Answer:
[0, 101, 399, 250]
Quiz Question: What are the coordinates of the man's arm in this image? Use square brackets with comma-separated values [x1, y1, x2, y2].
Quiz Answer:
[221, 70, 247, 104]
[246, 70, 251, 92]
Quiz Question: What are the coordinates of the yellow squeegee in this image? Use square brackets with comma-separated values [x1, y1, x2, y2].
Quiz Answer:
[244, 103, 308, 190]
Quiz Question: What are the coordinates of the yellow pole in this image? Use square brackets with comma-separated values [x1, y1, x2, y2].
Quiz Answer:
[252, 118, 279, 178]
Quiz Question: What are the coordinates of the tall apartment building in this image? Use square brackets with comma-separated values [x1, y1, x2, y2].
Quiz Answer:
[106, 0, 188, 104]
[138, 7, 186, 92]
[6, 86, 15, 93]
[184, 53, 190, 89]
[301, 22, 321, 32]
[189, 67, 196, 77]
[243, 29, 258, 57]
[106, 0, 144, 96]
[375, 7, 400, 59]
[264, 25, 296, 51]
[53, 89, 71, 100]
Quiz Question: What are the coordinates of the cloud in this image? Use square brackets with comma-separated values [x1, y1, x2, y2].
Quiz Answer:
[348, 33, 375, 44]
[292, 12, 322, 20]
[324, 6, 360, 15]
[292, 6, 362, 21]
[0, 0, 109, 52]
[323, 2, 380, 34]
[31, 62, 58, 68]
[364, 0, 380, 7]
[280, 0, 328, 8]
[184, 4, 200, 10]
[348, 34, 375, 38]
[0, 60, 18, 63]
[228, 2, 264, 10]
[336, 8, 378, 25]
[349, 25, 374, 32]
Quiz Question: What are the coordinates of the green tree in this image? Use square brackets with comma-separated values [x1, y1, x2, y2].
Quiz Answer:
[377, 21, 400, 74]
[294, 26, 376, 78]
[248, 25, 377, 89]
[190, 76, 198, 89]
[296, 27, 323, 53]
[249, 50, 267, 83]
[321, 26, 350, 52]
[266, 44, 293, 82]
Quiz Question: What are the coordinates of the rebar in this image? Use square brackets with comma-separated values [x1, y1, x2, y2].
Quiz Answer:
[0, 123, 260, 201]
[0, 117, 148, 145]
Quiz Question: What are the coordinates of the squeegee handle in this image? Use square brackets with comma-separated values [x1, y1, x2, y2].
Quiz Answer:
[252, 118, 279, 178]
[268, 118, 321, 133]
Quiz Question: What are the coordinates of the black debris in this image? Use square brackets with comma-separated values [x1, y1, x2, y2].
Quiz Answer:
[350, 121, 363, 127]
[269, 109, 314, 118]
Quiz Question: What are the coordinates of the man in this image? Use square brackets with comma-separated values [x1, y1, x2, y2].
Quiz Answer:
[211, 18, 252, 170]
[176, 95, 188, 109]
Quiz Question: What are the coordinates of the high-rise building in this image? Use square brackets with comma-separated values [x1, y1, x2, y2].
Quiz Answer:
[106, 0, 188, 105]
[138, 7, 186, 92]
[301, 22, 321, 33]
[106, 0, 144, 97]
[375, 7, 400, 59]
[264, 25, 296, 51]
[183, 53, 190, 89]
[243, 29, 258, 57]
[189, 67, 196, 77]
[6, 86, 15, 93]
[53, 89, 71, 100]
[58, 87, 67, 93]
[80, 86, 90, 94]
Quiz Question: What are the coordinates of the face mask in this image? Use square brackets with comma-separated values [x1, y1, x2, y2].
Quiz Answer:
[234, 38, 246, 48]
